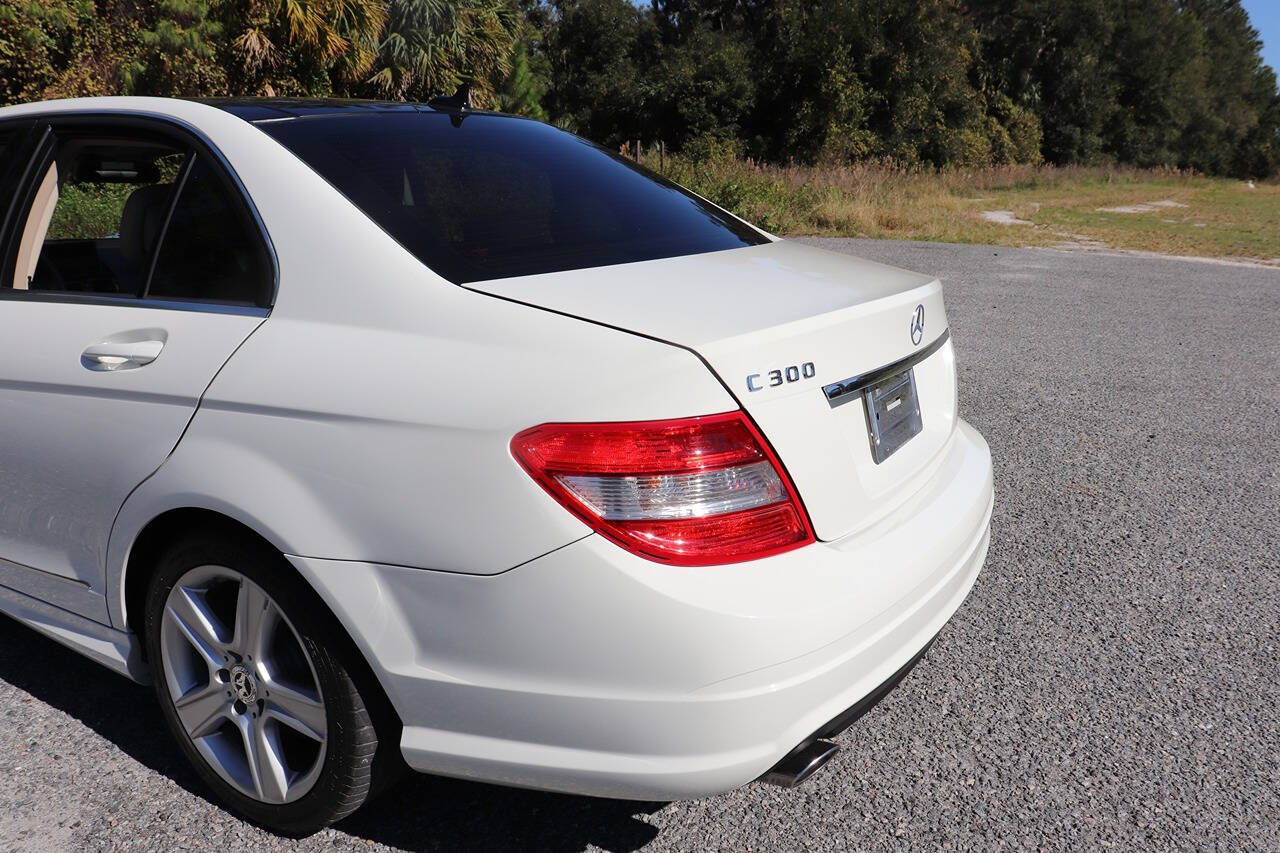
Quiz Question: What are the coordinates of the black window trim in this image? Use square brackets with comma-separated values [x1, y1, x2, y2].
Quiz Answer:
[0, 111, 278, 316]
[142, 148, 197, 300]
[0, 119, 41, 260]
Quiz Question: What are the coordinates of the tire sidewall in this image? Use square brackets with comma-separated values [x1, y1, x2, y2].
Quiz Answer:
[142, 532, 374, 836]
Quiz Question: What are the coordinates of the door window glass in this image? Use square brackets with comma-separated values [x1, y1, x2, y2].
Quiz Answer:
[0, 126, 30, 180]
[148, 156, 273, 306]
[0, 130, 16, 169]
[9, 137, 186, 295]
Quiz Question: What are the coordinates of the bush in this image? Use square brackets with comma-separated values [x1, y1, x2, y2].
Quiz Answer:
[661, 147, 826, 235]
[47, 183, 133, 240]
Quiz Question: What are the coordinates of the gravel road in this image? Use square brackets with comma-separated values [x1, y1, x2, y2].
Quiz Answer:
[1, 239, 1277, 851]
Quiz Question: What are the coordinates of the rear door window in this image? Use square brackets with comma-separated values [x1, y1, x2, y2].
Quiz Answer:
[5, 123, 273, 307]
[9, 136, 186, 296]
[0, 123, 34, 182]
[0, 129, 19, 173]
[147, 156, 273, 306]
[0, 122, 39, 269]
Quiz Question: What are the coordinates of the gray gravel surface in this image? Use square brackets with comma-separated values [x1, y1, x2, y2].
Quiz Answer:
[1, 239, 1277, 851]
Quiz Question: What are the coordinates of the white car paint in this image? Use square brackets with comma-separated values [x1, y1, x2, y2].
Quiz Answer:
[470, 242, 956, 541]
[293, 422, 990, 797]
[0, 305, 260, 600]
[0, 97, 993, 800]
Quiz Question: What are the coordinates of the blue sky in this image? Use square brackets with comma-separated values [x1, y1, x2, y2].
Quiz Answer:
[1242, 0, 1278, 74]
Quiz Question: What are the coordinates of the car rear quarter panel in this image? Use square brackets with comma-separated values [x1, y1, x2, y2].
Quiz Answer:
[95, 98, 737, 628]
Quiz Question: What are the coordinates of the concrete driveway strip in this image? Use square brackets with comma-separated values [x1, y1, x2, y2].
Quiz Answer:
[0, 239, 1276, 851]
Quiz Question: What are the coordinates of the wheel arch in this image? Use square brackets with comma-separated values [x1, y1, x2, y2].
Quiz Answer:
[121, 507, 275, 637]
[119, 505, 405, 758]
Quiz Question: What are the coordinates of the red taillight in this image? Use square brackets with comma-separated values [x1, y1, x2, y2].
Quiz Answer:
[511, 411, 815, 566]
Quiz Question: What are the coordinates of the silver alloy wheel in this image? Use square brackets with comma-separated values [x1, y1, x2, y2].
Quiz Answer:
[159, 565, 327, 804]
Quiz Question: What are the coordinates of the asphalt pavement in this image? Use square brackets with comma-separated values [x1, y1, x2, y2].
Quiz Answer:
[1, 239, 1276, 851]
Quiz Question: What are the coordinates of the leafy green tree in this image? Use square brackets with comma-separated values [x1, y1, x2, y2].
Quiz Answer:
[650, 24, 753, 148]
[496, 38, 550, 118]
[743, 0, 1037, 166]
[0, 0, 105, 103]
[359, 0, 517, 104]
[970, 0, 1278, 174]
[865, 0, 995, 166]
[125, 0, 226, 96]
[1181, 0, 1280, 176]
[1235, 85, 1280, 178]
[745, 0, 873, 162]
[219, 0, 387, 96]
[970, 0, 1120, 164]
[542, 0, 655, 143]
[1103, 0, 1207, 167]
[1, 0, 1275, 176]
[985, 92, 1043, 165]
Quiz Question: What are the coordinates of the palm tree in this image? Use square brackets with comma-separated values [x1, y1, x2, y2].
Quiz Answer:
[279, 0, 386, 82]
[224, 0, 387, 94]
[362, 0, 517, 105]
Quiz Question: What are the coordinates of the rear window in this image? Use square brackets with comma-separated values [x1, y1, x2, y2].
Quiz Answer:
[257, 112, 767, 283]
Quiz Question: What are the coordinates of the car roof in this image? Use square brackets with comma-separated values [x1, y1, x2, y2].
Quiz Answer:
[191, 97, 505, 123]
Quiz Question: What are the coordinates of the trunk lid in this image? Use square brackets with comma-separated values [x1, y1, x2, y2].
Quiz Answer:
[468, 240, 959, 542]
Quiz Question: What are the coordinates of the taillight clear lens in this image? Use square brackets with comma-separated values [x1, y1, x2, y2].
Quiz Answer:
[511, 412, 815, 565]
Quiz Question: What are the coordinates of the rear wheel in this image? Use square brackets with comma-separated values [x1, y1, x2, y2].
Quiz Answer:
[143, 532, 379, 835]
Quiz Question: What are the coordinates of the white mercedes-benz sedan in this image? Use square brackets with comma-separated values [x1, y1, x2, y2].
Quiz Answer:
[0, 96, 992, 834]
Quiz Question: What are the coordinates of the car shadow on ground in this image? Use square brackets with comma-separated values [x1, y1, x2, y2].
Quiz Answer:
[0, 615, 664, 851]
[339, 774, 663, 851]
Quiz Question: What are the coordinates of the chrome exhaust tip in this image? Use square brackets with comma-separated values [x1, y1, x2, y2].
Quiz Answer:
[759, 740, 839, 788]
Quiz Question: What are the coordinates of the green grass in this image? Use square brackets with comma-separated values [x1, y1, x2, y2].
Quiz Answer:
[650, 154, 1280, 262]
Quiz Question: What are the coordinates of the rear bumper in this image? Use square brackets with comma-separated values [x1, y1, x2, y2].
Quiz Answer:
[289, 419, 993, 800]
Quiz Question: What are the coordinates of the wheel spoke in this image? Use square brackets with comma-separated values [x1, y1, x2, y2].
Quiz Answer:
[237, 713, 289, 803]
[165, 588, 227, 669]
[161, 565, 328, 806]
[174, 682, 228, 739]
[233, 579, 271, 662]
[264, 681, 327, 742]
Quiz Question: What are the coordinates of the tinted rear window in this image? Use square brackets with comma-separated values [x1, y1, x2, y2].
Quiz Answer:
[258, 112, 767, 283]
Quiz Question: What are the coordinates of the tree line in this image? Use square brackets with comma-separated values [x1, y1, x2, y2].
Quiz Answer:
[2, 0, 1277, 177]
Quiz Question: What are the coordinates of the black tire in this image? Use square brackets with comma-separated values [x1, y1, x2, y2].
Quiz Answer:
[143, 530, 380, 836]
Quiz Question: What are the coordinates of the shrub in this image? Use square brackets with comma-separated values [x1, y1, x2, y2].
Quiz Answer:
[47, 183, 133, 240]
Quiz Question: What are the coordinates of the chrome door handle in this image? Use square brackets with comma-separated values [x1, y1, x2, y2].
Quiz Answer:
[81, 339, 165, 371]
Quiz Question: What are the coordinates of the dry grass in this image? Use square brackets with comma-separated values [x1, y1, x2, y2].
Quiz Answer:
[655, 157, 1280, 263]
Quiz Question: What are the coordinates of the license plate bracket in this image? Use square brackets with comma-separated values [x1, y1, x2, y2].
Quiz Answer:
[862, 367, 922, 464]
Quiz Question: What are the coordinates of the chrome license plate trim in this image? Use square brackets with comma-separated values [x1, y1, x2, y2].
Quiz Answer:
[823, 328, 950, 410]
[862, 367, 922, 464]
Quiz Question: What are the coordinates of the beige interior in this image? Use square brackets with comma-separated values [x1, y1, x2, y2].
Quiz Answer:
[13, 162, 59, 290]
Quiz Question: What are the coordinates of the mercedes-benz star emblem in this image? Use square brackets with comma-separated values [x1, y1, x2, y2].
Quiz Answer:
[231, 665, 258, 704]
[910, 304, 925, 346]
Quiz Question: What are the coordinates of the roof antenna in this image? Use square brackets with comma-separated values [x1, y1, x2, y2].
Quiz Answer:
[428, 83, 472, 112]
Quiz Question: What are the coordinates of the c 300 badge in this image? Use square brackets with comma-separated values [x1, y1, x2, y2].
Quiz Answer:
[746, 362, 816, 392]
